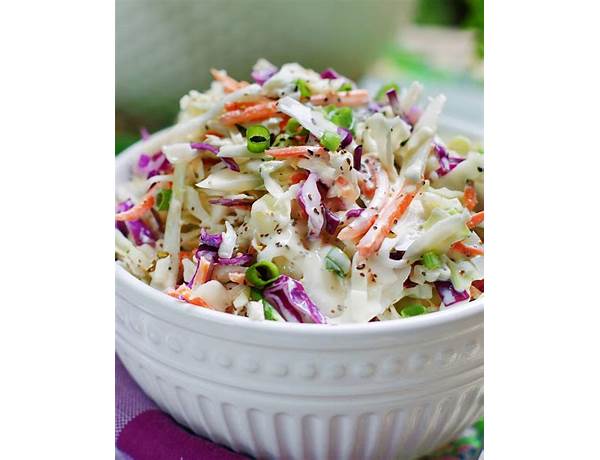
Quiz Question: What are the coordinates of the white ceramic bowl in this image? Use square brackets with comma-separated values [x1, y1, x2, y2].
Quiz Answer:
[115, 130, 484, 460]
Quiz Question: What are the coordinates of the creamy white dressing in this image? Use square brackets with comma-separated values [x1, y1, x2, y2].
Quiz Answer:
[196, 168, 262, 193]
[116, 61, 483, 324]
[363, 112, 411, 176]
[262, 63, 320, 98]
[432, 151, 484, 201]
[277, 96, 338, 139]
[402, 210, 471, 262]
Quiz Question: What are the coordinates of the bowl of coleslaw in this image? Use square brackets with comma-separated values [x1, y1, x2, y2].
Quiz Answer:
[115, 61, 483, 460]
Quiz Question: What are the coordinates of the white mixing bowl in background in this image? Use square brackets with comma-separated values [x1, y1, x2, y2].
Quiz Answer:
[115, 125, 483, 460]
[116, 0, 415, 124]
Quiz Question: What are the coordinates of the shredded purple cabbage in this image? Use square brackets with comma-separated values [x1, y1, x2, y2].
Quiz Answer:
[115, 199, 155, 245]
[140, 127, 150, 140]
[433, 143, 465, 177]
[353, 144, 363, 170]
[251, 63, 278, 85]
[190, 142, 219, 155]
[217, 253, 254, 266]
[137, 151, 169, 178]
[435, 281, 470, 306]
[126, 219, 156, 246]
[368, 102, 381, 113]
[209, 198, 254, 207]
[115, 200, 133, 235]
[322, 205, 340, 234]
[187, 248, 217, 287]
[345, 208, 364, 219]
[386, 88, 401, 115]
[116, 199, 133, 213]
[337, 127, 353, 148]
[138, 154, 150, 169]
[221, 157, 240, 172]
[200, 228, 223, 249]
[263, 275, 327, 324]
[320, 68, 340, 79]
[189, 143, 238, 171]
[196, 248, 217, 262]
[297, 173, 324, 239]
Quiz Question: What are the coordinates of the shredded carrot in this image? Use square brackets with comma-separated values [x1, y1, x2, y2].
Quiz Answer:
[167, 285, 189, 299]
[228, 272, 246, 284]
[290, 170, 309, 184]
[278, 114, 291, 131]
[451, 241, 484, 257]
[187, 296, 209, 307]
[224, 97, 270, 111]
[467, 211, 484, 229]
[203, 130, 225, 138]
[310, 90, 370, 107]
[210, 68, 249, 93]
[178, 251, 193, 263]
[356, 186, 418, 258]
[167, 285, 209, 307]
[219, 101, 279, 125]
[358, 177, 375, 198]
[265, 145, 327, 159]
[115, 184, 160, 222]
[339, 160, 389, 241]
[293, 134, 308, 143]
[463, 181, 478, 211]
[334, 175, 356, 203]
[192, 257, 213, 287]
[178, 251, 193, 278]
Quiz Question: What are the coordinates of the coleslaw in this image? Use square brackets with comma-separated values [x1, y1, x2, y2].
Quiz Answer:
[115, 60, 484, 324]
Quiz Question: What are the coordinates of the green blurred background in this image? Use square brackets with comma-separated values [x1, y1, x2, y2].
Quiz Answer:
[116, 0, 483, 153]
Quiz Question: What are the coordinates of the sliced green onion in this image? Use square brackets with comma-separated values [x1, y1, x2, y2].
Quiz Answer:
[272, 133, 291, 147]
[296, 79, 311, 98]
[323, 104, 337, 114]
[249, 287, 263, 301]
[245, 260, 280, 288]
[321, 131, 341, 151]
[250, 287, 283, 321]
[246, 125, 271, 153]
[338, 82, 353, 92]
[422, 251, 441, 270]
[327, 106, 353, 129]
[375, 82, 400, 101]
[155, 189, 172, 211]
[399, 304, 427, 317]
[324, 246, 351, 278]
[263, 301, 283, 321]
[285, 118, 301, 134]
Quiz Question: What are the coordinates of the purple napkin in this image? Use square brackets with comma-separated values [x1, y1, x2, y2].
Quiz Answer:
[115, 356, 247, 460]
